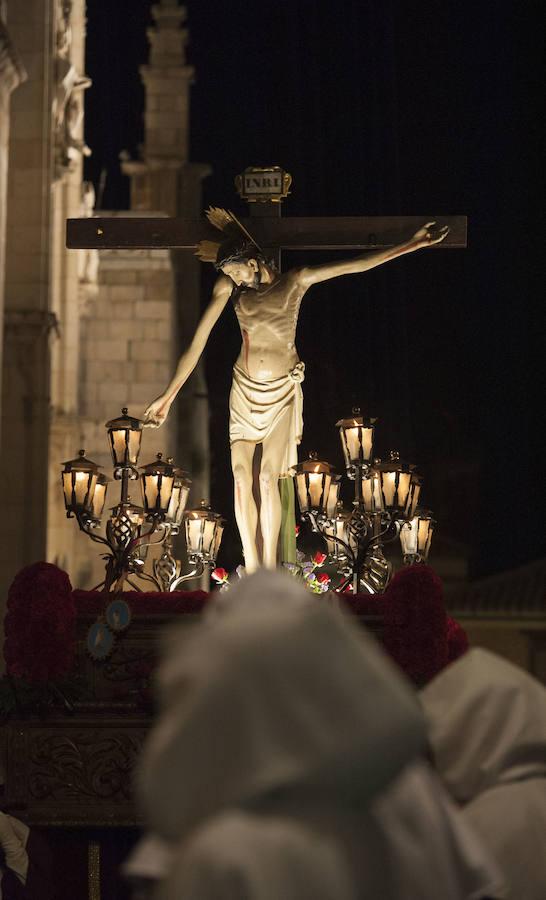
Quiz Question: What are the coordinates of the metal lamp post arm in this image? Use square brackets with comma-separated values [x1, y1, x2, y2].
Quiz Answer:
[128, 520, 168, 555]
[315, 521, 357, 568]
[169, 558, 205, 592]
[75, 512, 111, 548]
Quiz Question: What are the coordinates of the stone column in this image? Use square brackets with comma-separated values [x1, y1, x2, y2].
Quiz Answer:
[46, 0, 92, 576]
[0, 0, 56, 608]
[0, 0, 90, 607]
[0, 10, 26, 429]
[122, 1, 211, 509]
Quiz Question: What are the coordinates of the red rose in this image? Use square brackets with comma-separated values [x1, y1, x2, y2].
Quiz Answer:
[212, 567, 229, 583]
[4, 562, 75, 683]
[313, 551, 327, 566]
[317, 572, 330, 584]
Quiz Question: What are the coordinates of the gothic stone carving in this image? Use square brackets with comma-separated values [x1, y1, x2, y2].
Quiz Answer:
[0, 18, 27, 95]
[53, 0, 91, 179]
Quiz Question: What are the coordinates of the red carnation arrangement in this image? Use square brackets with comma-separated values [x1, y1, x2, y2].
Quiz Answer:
[4, 562, 76, 683]
[382, 564, 449, 687]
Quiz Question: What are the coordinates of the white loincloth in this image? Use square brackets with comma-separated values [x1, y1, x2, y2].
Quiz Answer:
[229, 362, 305, 477]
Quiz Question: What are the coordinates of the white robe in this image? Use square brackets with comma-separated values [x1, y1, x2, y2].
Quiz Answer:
[129, 571, 502, 900]
[421, 648, 546, 900]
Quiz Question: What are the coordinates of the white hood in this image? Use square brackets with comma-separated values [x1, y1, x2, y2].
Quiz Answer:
[138, 569, 426, 841]
[421, 648, 546, 803]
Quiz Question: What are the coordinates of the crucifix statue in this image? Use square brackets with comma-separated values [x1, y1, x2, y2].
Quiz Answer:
[67, 166, 467, 574]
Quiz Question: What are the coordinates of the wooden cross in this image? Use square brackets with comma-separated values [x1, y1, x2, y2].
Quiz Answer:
[66, 165, 466, 256]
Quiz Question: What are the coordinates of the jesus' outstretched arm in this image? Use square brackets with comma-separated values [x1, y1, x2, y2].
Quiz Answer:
[143, 274, 232, 428]
[296, 221, 449, 289]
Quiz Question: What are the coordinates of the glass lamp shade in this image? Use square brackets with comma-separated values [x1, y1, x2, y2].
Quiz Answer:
[184, 500, 225, 563]
[405, 471, 422, 519]
[325, 475, 341, 520]
[400, 508, 435, 561]
[325, 506, 356, 561]
[374, 451, 416, 518]
[139, 453, 175, 517]
[61, 449, 100, 515]
[91, 473, 110, 521]
[293, 453, 335, 516]
[212, 517, 225, 562]
[105, 407, 143, 468]
[166, 471, 192, 525]
[336, 410, 377, 470]
[360, 471, 384, 514]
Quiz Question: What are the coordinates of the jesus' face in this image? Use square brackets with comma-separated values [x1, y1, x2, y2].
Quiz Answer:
[221, 258, 260, 288]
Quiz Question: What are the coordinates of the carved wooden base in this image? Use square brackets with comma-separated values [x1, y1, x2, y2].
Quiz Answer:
[4, 716, 148, 827]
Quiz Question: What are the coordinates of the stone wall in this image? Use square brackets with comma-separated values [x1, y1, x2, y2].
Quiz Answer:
[72, 242, 177, 588]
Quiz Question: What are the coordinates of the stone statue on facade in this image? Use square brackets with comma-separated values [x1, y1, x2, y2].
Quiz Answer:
[52, 0, 91, 178]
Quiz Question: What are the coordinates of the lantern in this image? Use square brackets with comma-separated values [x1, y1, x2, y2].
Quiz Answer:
[105, 407, 143, 469]
[184, 500, 225, 564]
[374, 451, 416, 518]
[61, 449, 100, 516]
[336, 409, 377, 473]
[293, 452, 335, 516]
[166, 469, 192, 526]
[90, 473, 110, 521]
[139, 452, 175, 518]
[400, 508, 435, 562]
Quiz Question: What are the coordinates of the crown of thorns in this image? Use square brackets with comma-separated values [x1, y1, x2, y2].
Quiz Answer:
[195, 207, 266, 267]
[214, 238, 265, 271]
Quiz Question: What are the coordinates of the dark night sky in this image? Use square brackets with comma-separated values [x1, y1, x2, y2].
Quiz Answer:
[84, 1, 542, 577]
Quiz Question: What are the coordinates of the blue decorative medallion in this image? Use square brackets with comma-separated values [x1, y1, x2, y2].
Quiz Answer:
[86, 622, 115, 660]
[105, 598, 132, 633]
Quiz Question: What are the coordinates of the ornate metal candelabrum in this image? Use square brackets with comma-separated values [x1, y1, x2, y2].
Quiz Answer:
[293, 409, 436, 593]
[61, 408, 224, 591]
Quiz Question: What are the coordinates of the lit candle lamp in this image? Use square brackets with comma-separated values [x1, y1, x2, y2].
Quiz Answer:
[336, 409, 377, 473]
[105, 407, 144, 469]
[139, 453, 176, 519]
[293, 452, 335, 516]
[61, 449, 101, 516]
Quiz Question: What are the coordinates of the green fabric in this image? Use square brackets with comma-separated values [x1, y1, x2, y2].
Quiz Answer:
[279, 477, 297, 564]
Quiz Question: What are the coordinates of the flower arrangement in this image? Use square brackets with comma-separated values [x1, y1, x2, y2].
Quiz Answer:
[3, 562, 76, 683]
[284, 550, 332, 594]
[212, 555, 332, 595]
[0, 559, 467, 718]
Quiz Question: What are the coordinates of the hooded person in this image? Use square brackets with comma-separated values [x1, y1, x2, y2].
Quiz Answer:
[421, 648, 546, 900]
[129, 570, 504, 900]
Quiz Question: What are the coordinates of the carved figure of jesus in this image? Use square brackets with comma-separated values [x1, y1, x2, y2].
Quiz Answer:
[144, 220, 447, 572]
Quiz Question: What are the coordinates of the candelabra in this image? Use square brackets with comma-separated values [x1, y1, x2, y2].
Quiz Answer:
[293, 409, 436, 593]
[61, 409, 224, 591]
